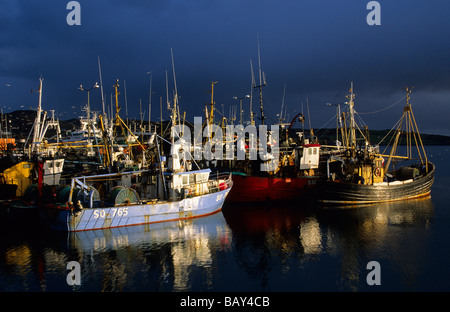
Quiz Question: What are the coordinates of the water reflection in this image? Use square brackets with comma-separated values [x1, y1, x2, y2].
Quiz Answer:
[222, 202, 319, 291]
[315, 197, 434, 291]
[0, 196, 435, 292]
[0, 212, 232, 292]
[66, 212, 232, 291]
[223, 197, 434, 291]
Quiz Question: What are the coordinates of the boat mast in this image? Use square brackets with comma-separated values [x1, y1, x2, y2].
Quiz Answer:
[148, 71, 152, 132]
[170, 48, 179, 128]
[384, 129, 401, 175]
[99, 114, 112, 170]
[31, 77, 44, 154]
[249, 60, 255, 125]
[208, 81, 218, 126]
[112, 79, 145, 159]
[207, 81, 218, 139]
[98, 57, 106, 117]
[346, 82, 357, 152]
[253, 35, 266, 125]
[405, 87, 428, 172]
[384, 87, 428, 174]
[113, 79, 123, 137]
[279, 83, 286, 124]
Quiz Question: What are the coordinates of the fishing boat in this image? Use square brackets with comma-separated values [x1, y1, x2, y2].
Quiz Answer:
[0, 78, 65, 204]
[43, 130, 232, 232]
[0, 157, 64, 198]
[318, 85, 435, 206]
[210, 39, 323, 203]
[43, 66, 232, 232]
[201, 91, 322, 203]
[61, 105, 102, 155]
[227, 120, 322, 202]
[59, 80, 149, 175]
[44, 169, 231, 232]
[229, 55, 322, 201]
[0, 77, 65, 224]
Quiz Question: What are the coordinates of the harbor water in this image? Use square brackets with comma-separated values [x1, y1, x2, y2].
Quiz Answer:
[1, 146, 450, 293]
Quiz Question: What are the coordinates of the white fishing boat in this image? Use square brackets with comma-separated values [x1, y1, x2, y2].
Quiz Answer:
[43, 138, 232, 232]
[43, 67, 232, 232]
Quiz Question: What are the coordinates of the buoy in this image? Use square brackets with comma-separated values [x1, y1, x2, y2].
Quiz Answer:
[374, 168, 382, 177]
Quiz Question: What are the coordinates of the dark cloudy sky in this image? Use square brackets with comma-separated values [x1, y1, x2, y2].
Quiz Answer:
[1, 0, 450, 136]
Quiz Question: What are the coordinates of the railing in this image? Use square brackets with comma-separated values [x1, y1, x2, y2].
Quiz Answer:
[209, 171, 233, 192]
[181, 172, 233, 200]
[64, 169, 233, 204]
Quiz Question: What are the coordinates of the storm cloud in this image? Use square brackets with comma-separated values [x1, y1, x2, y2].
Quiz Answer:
[1, 0, 450, 135]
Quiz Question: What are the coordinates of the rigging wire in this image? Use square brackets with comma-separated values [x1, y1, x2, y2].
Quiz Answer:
[379, 116, 403, 154]
[358, 96, 406, 115]
[316, 115, 339, 136]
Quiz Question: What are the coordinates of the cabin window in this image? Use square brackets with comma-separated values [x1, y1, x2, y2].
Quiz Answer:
[313, 148, 317, 155]
[196, 173, 207, 183]
[182, 175, 188, 185]
[308, 149, 312, 155]
[189, 174, 195, 184]
[23, 163, 30, 169]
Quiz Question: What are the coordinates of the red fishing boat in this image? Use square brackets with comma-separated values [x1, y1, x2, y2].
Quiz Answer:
[227, 171, 320, 202]
[220, 39, 324, 203]
[226, 123, 323, 203]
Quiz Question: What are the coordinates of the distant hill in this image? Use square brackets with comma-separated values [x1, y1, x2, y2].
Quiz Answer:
[365, 129, 450, 146]
[1, 110, 80, 140]
[295, 128, 450, 146]
[2, 110, 450, 145]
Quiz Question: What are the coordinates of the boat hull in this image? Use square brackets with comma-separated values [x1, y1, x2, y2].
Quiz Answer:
[318, 162, 435, 205]
[45, 188, 231, 232]
[0, 184, 18, 200]
[0, 200, 39, 225]
[226, 173, 320, 203]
